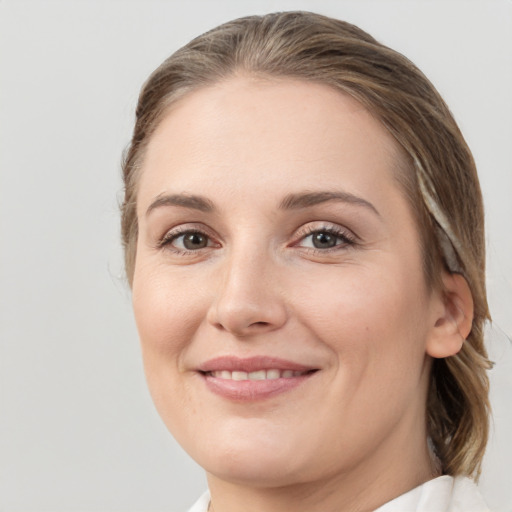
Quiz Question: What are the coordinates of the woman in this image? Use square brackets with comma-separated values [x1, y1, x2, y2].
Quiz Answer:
[121, 12, 492, 511]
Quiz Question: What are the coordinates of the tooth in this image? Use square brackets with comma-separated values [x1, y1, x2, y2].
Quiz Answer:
[293, 371, 305, 377]
[248, 370, 266, 380]
[211, 371, 229, 379]
[282, 370, 293, 378]
[232, 371, 248, 381]
[266, 369, 280, 380]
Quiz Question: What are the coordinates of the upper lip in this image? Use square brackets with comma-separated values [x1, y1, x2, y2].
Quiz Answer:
[197, 356, 317, 373]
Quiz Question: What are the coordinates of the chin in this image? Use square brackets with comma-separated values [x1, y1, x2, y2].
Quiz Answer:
[203, 450, 311, 488]
[183, 420, 317, 487]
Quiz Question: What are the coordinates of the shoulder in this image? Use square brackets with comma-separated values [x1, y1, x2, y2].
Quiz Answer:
[375, 475, 490, 512]
[449, 476, 490, 512]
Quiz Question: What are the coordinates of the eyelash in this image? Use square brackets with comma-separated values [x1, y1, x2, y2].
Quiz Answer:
[158, 224, 357, 255]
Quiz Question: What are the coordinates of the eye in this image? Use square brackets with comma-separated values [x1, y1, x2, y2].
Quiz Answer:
[160, 228, 216, 252]
[295, 226, 356, 251]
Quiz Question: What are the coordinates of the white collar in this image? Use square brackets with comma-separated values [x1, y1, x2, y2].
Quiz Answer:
[188, 475, 489, 512]
[375, 475, 489, 512]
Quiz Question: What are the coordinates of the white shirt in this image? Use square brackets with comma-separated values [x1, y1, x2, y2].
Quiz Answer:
[187, 475, 490, 511]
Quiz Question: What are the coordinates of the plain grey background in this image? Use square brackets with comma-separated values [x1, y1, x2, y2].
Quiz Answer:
[1, 1, 511, 511]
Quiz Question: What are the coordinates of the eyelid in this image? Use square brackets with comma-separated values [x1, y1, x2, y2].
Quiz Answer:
[292, 222, 357, 242]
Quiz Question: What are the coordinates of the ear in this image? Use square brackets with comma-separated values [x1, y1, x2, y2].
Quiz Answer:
[426, 272, 474, 359]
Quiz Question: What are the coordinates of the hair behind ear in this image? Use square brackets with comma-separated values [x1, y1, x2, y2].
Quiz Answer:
[428, 333, 491, 477]
[426, 272, 491, 478]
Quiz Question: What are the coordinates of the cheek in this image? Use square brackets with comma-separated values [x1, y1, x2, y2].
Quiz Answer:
[132, 264, 208, 374]
[131, 267, 209, 433]
[296, 262, 429, 376]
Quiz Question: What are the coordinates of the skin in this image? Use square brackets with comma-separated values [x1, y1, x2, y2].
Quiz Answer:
[132, 76, 470, 512]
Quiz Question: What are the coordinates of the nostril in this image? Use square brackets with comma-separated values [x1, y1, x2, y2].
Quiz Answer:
[208, 295, 288, 335]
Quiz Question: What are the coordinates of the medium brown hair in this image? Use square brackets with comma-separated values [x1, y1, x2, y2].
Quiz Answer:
[121, 11, 491, 478]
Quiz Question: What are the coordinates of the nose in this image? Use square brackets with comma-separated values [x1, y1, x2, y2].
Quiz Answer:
[207, 248, 288, 337]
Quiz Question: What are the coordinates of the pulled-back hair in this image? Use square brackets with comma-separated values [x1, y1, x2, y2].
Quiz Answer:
[121, 11, 491, 478]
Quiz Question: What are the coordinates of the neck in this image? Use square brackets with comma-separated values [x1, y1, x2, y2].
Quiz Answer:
[206, 412, 439, 512]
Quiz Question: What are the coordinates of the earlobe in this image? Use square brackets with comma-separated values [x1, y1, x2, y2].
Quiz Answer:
[426, 272, 474, 359]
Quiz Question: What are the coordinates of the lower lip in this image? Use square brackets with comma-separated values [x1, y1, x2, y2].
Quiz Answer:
[201, 372, 315, 401]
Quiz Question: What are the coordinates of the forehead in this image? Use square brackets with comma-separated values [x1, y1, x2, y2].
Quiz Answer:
[137, 76, 405, 213]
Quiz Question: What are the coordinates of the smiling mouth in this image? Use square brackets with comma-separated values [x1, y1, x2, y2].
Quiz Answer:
[197, 357, 319, 401]
[205, 369, 315, 380]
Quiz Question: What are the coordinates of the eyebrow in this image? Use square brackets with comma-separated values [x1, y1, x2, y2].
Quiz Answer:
[279, 191, 380, 216]
[145, 190, 380, 217]
[146, 194, 215, 216]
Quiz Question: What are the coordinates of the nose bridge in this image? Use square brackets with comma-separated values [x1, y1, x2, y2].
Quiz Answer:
[208, 237, 287, 335]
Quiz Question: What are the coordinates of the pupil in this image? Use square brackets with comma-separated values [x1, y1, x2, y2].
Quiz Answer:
[313, 232, 336, 249]
[184, 233, 207, 250]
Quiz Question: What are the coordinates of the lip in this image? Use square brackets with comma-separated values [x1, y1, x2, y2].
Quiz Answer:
[197, 355, 315, 373]
[197, 356, 318, 402]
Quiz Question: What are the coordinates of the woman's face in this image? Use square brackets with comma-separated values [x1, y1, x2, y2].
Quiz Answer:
[132, 77, 443, 487]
